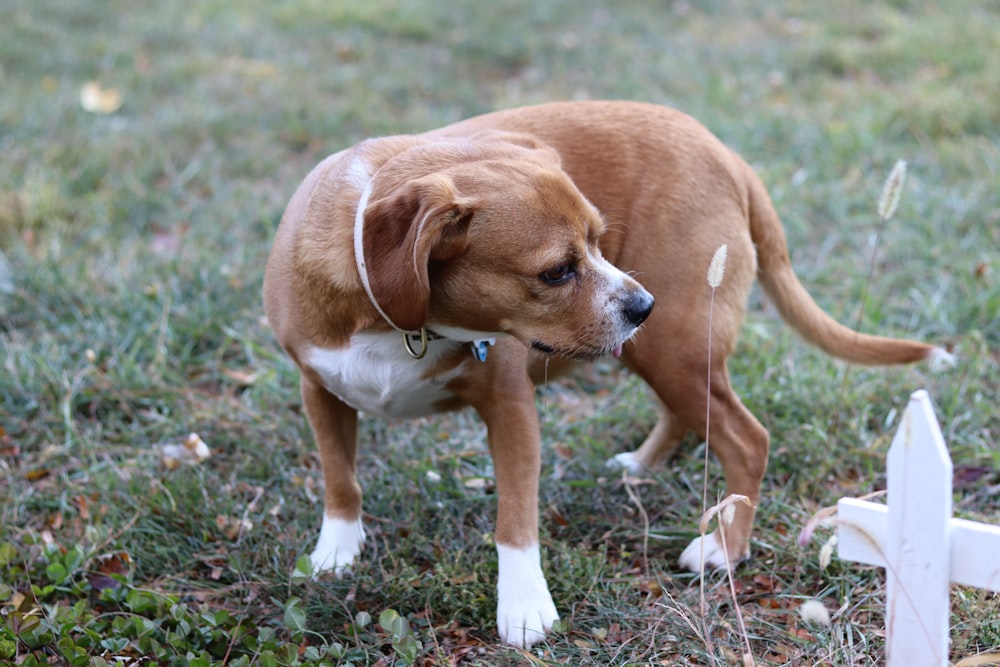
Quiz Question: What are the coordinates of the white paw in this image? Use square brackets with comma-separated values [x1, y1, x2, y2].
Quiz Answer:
[309, 516, 365, 577]
[678, 530, 748, 573]
[678, 532, 726, 573]
[496, 544, 559, 648]
[605, 451, 646, 475]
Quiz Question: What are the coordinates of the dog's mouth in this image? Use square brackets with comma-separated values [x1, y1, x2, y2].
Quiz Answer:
[531, 340, 624, 360]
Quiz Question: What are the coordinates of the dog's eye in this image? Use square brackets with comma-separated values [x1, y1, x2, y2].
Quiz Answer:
[539, 262, 576, 286]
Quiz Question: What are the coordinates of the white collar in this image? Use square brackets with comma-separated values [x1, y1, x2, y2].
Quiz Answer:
[353, 176, 409, 334]
[351, 175, 495, 361]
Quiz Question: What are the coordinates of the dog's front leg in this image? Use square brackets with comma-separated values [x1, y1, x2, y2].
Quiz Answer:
[300, 374, 365, 576]
[472, 365, 559, 648]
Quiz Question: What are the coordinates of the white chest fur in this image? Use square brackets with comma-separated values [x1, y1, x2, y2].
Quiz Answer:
[305, 332, 465, 420]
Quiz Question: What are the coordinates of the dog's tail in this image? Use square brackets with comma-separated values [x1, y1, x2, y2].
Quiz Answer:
[745, 163, 952, 368]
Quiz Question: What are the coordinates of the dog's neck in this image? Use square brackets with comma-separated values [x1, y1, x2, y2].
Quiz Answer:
[352, 176, 494, 362]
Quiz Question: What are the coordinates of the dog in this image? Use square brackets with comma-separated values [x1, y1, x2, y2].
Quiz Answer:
[263, 101, 950, 647]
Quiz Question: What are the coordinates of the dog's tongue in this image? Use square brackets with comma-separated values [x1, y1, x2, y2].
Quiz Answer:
[612, 345, 623, 359]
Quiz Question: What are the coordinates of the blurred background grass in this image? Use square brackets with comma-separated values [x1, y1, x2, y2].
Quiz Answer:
[1, 1, 998, 665]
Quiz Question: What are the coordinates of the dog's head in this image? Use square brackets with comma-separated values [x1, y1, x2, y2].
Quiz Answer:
[357, 131, 653, 359]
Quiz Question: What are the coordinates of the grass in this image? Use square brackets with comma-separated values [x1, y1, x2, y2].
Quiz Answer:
[1, 0, 998, 664]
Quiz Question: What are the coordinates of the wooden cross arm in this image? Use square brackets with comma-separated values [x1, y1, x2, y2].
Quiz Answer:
[838, 498, 1000, 592]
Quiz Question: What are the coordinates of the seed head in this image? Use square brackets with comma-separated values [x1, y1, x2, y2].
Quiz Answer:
[707, 244, 728, 289]
[799, 599, 832, 626]
[877, 159, 907, 221]
[819, 534, 837, 570]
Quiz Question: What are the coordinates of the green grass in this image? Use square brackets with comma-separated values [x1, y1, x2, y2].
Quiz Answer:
[1, 0, 998, 664]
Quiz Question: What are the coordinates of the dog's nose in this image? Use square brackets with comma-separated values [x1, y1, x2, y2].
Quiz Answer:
[624, 289, 654, 326]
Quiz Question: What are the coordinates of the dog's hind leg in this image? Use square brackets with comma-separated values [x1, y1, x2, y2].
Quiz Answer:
[607, 400, 690, 474]
[624, 342, 769, 572]
[672, 371, 769, 572]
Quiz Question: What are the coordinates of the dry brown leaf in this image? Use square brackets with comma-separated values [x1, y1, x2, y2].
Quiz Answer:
[222, 367, 260, 386]
[74, 494, 90, 520]
[25, 467, 51, 482]
[86, 551, 132, 596]
[955, 654, 1000, 667]
[216, 514, 253, 540]
[719, 646, 740, 665]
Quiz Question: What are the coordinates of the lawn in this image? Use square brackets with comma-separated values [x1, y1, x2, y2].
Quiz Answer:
[1, 0, 998, 665]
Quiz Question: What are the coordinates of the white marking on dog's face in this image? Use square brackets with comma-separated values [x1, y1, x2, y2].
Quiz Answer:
[306, 334, 466, 420]
[589, 248, 648, 346]
[495, 543, 559, 647]
[310, 515, 365, 576]
[516, 241, 653, 360]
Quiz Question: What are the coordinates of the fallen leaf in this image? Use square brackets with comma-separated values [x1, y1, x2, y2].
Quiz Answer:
[80, 81, 123, 114]
[954, 465, 994, 488]
[548, 505, 569, 527]
[222, 367, 259, 386]
[752, 573, 779, 592]
[719, 646, 740, 665]
[161, 432, 211, 469]
[74, 495, 91, 520]
[216, 514, 252, 540]
[638, 578, 663, 597]
[150, 223, 188, 256]
[86, 551, 132, 595]
[97, 551, 131, 574]
[26, 467, 52, 482]
[955, 652, 1000, 666]
[0, 425, 18, 457]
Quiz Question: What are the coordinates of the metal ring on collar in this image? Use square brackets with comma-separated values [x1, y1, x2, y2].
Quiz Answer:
[402, 328, 430, 359]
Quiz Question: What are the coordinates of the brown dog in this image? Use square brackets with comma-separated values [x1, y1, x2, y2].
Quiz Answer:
[263, 101, 950, 647]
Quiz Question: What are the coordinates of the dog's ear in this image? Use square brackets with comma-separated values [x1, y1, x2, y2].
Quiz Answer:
[360, 173, 474, 332]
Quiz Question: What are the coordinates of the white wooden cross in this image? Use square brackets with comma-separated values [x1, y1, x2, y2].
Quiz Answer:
[837, 389, 1000, 666]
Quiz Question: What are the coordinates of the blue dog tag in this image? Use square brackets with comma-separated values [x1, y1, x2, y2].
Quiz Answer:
[470, 339, 494, 362]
